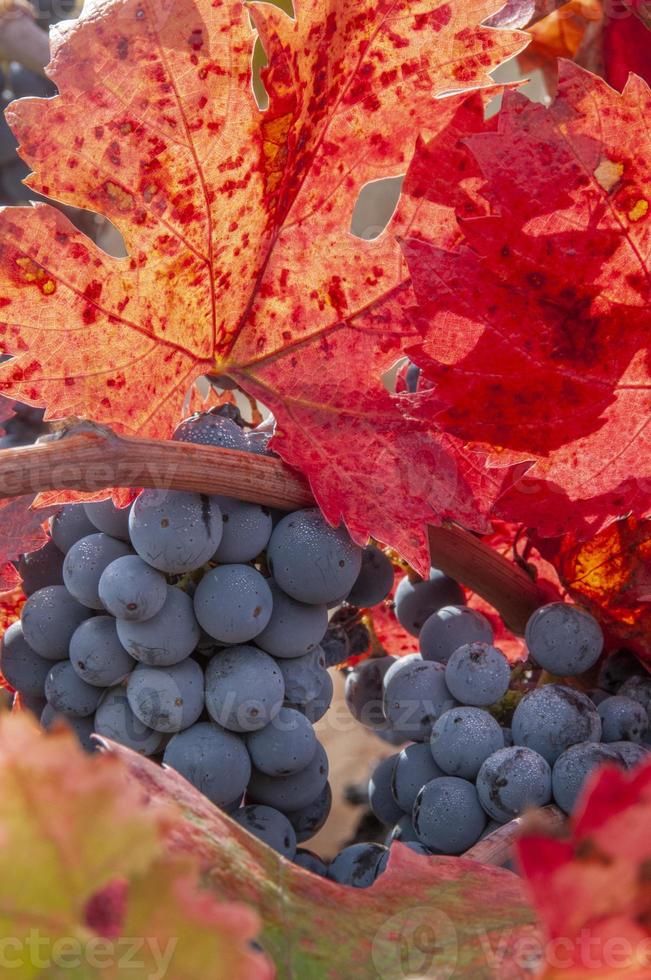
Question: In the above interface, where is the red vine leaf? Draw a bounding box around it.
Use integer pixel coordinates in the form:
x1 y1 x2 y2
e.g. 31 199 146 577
0 713 271 978
403 62 651 540
604 1 651 91
0 0 526 572
517 757 651 978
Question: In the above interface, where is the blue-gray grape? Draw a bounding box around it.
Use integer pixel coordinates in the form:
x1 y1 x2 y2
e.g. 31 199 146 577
40 705 96 752
328 843 389 888
0 621 51 696
275 647 326 706
387 814 420 845
254 580 327 659
610 741 649 768
246 707 317 776
294 848 328 876
21 585 93 659
382 657 456 741
419 606 493 664
618 676 651 726
69 616 134 687
98 555 167 622
49 505 96 553
83 499 132 541
129 490 223 574
444 642 510 707
551 741 622 813
413 777 486 853
164 721 252 806
63 533 132 610
194 564 273 644
127 659 204 733
205 645 284 732
297 669 333 724
232 804 297 859
116 586 200 666
525 603 603 676
476 747 552 822
430 707 504 780
598 695 648 743
94 686 166 756
45 661 102 718
15 540 64 595
212 497 273 563
345 656 396 730
173 412 249 450
369 754 403 824
511 684 602 764
267 508 362 605
394 569 465 637
347 545 394 608
285 782 332 843
391 743 444 813
598 650 645 694
247 740 329 811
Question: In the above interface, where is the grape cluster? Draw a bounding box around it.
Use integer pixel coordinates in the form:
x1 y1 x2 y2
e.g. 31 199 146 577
338 590 650 887
1 411 399 870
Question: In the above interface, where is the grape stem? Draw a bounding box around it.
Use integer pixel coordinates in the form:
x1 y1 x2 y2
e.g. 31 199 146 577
0 423 544 630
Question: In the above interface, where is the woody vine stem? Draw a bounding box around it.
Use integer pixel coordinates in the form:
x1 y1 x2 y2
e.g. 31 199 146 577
0 423 544 632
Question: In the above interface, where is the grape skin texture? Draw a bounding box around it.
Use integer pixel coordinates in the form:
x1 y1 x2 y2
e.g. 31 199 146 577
129 490 223 574
552 741 622 813
69 616 135 687
394 569 465 637
45 661 102 718
247 741 329 811
163 721 252 806
15 540 64 595
525 603 603 676
275 647 326 706
598 695 648 743
83 499 132 541
41 705 96 752
476 747 552 823
430 707 505 780
49 505 97 553
321 624 351 668
285 782 332 843
116 586 200 667
344 655 396 730
205 645 284 733
391 744 444 813
346 545 394 608
610 741 649 768
444 642 511 707
127 659 205 733
619 676 651 725
413 777 486 853
63 533 133 610
0 621 51 697
98 555 167 622
212 497 273 563
419 606 493 663
267 508 362 605
368 754 403 825
233 804 297 859
21 585 93 659
511 684 602 764
94 686 166 757
387 814 420 845
246 707 317 776
254 580 327 659
328 843 389 888
295 669 333 724
294 849 328 876
193 564 273 644
173 412 249 451
382 658 457 742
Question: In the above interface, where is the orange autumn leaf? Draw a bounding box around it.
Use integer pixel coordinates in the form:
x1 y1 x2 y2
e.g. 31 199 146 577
527 0 602 59
0 0 526 573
